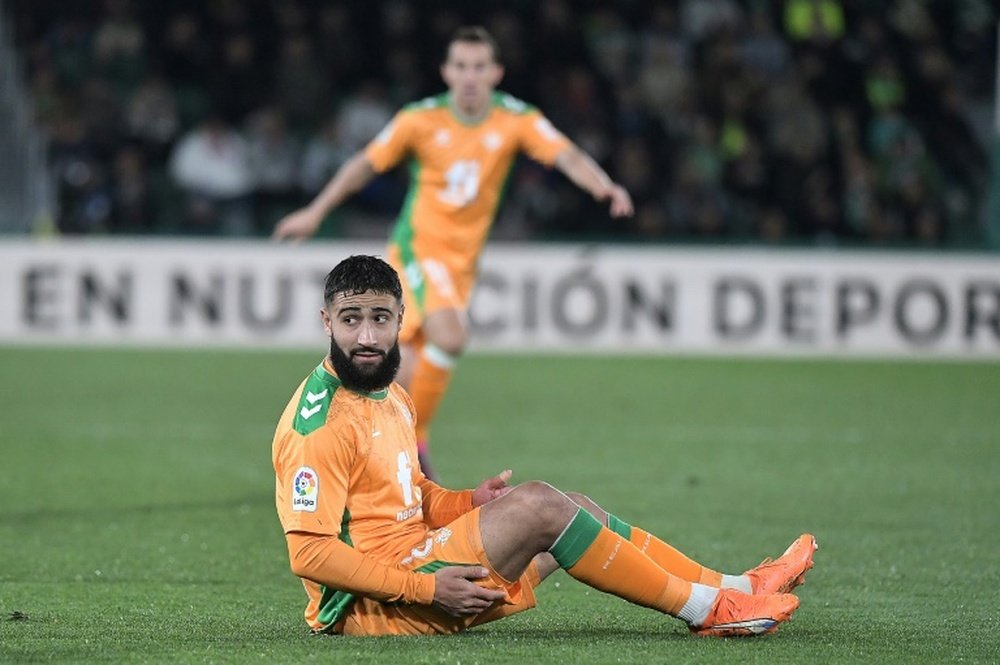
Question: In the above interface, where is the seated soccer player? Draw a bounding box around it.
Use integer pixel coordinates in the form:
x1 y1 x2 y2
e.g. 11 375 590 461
272 255 818 636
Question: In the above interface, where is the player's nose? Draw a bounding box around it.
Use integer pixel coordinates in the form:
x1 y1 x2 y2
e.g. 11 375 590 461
357 322 377 345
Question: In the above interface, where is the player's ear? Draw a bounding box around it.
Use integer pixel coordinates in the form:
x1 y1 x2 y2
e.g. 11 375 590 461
397 303 405 331
490 64 505 87
320 307 333 337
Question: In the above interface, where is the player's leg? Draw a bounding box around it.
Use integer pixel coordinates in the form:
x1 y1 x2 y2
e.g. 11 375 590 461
340 509 541 635
402 254 474 481
479 482 799 635
565 491 816 595
409 306 467 480
386 248 465 481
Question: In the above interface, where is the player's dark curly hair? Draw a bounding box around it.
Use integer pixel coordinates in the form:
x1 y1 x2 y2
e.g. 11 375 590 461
324 255 402 305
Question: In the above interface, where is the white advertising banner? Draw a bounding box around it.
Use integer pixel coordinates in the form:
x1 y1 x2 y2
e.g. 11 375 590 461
0 239 997 358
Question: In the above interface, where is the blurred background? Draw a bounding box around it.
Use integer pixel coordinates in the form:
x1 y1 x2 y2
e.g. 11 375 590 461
1 0 997 248
2 7 998 661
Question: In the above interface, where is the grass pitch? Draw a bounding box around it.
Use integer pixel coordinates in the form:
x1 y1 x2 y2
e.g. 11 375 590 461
0 348 997 664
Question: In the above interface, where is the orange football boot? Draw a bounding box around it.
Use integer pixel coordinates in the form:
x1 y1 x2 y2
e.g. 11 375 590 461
691 589 799 637
746 534 817 595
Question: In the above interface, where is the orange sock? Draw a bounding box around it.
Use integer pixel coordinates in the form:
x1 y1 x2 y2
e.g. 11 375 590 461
551 509 692 616
608 515 723 586
408 344 456 444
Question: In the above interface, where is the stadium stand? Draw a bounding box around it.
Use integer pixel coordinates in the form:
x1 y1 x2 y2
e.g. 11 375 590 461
6 0 997 246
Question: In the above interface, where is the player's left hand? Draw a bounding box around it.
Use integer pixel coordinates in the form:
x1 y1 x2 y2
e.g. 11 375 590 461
607 184 634 218
472 469 513 507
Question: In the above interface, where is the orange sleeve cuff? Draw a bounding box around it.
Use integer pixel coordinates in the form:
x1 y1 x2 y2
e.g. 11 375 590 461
420 484 474 529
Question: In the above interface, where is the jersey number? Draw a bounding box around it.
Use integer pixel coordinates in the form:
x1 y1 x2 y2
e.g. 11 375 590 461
438 160 481 207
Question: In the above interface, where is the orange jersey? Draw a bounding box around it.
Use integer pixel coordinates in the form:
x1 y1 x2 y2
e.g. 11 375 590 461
365 92 572 265
272 359 473 630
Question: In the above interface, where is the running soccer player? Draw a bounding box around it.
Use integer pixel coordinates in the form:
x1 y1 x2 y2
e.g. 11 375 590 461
272 255 817 636
272 26 635 480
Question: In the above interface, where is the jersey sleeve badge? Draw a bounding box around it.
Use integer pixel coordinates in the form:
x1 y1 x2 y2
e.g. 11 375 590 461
292 466 319 512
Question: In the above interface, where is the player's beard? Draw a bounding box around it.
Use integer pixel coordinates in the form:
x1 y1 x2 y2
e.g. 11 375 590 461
329 340 401 393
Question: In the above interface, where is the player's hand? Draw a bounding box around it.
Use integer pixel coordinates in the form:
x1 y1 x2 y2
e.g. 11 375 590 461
606 183 634 218
432 566 506 617
272 207 323 243
472 469 513 507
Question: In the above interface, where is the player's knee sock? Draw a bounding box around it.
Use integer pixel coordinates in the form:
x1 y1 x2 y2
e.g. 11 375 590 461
550 508 712 618
607 514 747 590
409 344 457 445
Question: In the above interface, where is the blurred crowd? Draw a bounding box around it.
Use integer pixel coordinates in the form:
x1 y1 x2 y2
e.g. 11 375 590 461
11 0 998 245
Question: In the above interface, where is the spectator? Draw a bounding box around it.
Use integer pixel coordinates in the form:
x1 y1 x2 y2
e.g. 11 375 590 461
91 0 145 91
337 80 393 153
638 39 691 127
78 73 122 154
314 4 364 87
168 113 253 235
158 12 209 87
740 10 791 80
11 1 995 244
48 113 112 235
273 32 331 130
784 0 846 46
300 114 352 197
125 71 180 161
246 107 301 233
209 32 264 125
109 144 150 233
584 7 634 85
681 0 743 42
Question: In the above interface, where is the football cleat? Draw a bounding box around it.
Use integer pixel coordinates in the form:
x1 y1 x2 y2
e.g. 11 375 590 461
691 589 799 637
746 534 817 595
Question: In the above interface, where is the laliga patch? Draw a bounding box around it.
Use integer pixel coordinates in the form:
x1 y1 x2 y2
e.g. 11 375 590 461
291 466 319 512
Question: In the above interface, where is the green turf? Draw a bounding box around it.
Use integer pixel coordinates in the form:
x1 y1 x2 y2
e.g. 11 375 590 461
1 348 997 664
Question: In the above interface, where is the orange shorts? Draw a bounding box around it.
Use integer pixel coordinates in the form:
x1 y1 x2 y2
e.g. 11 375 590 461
386 245 476 346
336 508 540 636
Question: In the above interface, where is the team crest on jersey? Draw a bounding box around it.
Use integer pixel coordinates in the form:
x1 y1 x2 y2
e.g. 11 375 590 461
291 466 319 512
482 131 502 151
434 129 451 146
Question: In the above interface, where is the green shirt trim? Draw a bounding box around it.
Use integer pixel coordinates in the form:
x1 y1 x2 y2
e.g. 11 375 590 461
315 509 356 631
292 365 341 435
390 161 427 313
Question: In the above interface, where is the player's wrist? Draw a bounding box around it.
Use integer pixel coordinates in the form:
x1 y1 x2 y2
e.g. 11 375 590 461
414 569 437 605
593 184 613 200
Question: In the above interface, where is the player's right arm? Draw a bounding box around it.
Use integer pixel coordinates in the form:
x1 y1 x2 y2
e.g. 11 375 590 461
272 152 377 242
554 146 634 218
272 110 416 243
286 531 436 604
289 534 503 613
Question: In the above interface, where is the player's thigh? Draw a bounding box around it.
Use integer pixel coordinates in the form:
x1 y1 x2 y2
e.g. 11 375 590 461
341 509 538 636
386 247 474 349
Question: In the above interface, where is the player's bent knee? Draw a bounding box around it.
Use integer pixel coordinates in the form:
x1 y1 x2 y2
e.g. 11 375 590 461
505 481 577 535
424 311 469 357
563 492 607 524
433 333 467 357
